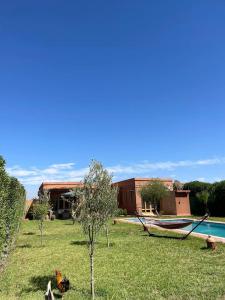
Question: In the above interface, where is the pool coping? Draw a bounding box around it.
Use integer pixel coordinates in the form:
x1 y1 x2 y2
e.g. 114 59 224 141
114 217 225 243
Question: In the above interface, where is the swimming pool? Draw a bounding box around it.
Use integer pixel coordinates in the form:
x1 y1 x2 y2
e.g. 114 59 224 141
126 218 225 238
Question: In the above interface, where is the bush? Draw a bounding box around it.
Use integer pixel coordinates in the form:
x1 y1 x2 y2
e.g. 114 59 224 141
0 156 25 262
115 208 127 216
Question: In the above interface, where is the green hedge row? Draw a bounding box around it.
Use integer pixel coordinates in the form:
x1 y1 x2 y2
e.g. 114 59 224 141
183 180 225 217
0 156 26 263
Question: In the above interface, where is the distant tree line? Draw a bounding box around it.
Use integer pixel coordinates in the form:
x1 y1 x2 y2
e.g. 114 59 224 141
183 180 225 216
0 155 26 265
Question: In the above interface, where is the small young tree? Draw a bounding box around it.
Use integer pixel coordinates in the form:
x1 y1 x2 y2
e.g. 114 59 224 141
140 180 169 215
63 188 84 224
79 160 118 300
196 190 210 214
33 191 50 246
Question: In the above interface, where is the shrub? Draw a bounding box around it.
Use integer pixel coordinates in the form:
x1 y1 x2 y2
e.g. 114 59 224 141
115 208 127 216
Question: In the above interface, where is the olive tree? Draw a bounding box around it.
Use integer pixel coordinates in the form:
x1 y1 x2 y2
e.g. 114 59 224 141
140 180 169 215
62 189 84 224
78 160 118 300
33 191 50 246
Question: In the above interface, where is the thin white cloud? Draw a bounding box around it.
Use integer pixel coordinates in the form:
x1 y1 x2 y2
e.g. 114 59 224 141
6 157 225 189
107 157 225 174
50 163 75 169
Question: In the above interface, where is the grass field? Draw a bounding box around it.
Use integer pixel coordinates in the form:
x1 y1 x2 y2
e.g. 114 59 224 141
1 219 225 299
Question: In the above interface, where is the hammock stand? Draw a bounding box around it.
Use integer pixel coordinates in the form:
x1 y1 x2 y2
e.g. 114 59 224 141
136 213 209 240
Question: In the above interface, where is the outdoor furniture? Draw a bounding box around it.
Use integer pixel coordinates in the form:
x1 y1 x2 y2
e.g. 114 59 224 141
136 213 209 240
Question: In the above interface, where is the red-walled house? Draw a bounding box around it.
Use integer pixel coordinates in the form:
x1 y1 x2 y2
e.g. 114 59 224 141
38 178 191 218
114 178 191 216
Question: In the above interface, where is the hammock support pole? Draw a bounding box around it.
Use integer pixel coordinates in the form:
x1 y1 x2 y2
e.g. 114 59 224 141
135 212 209 240
181 214 209 240
136 214 151 237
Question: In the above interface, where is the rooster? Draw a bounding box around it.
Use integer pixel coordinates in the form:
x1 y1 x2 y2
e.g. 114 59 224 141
55 270 70 295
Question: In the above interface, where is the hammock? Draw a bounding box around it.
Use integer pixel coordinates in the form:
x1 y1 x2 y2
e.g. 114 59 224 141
136 213 209 240
150 219 193 229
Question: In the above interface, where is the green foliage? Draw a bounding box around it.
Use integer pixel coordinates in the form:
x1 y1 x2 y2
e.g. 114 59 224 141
210 181 225 216
115 208 127 216
78 160 118 299
0 155 26 262
196 190 209 213
79 160 118 236
32 201 49 221
140 180 169 215
183 181 212 215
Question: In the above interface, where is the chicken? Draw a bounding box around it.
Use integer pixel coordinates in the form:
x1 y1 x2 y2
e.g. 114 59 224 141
55 270 70 294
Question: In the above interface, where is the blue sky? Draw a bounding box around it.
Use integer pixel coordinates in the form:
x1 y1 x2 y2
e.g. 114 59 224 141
1 1 225 198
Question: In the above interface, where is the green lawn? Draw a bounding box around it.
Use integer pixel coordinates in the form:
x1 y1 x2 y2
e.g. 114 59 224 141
1 220 225 299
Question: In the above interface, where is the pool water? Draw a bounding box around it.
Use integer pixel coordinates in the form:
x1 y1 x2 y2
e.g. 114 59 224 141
126 218 225 238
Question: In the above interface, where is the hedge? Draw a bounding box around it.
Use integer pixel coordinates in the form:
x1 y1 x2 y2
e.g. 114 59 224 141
184 180 225 217
0 156 26 266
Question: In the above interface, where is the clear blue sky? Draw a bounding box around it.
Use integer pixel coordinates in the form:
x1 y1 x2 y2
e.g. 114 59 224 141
1 1 225 198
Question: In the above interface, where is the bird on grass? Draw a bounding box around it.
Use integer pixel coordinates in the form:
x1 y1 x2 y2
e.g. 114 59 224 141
55 270 70 296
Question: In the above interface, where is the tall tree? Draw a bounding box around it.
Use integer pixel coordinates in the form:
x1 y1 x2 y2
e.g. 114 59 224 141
183 181 212 215
196 190 210 214
140 180 169 215
79 160 118 299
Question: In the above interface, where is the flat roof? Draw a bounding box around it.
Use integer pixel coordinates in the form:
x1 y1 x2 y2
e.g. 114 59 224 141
40 182 83 190
114 177 173 184
39 178 174 190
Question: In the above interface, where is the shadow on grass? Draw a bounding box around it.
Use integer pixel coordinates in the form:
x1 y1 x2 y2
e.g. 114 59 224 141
19 274 107 299
23 232 35 235
17 243 32 248
142 233 182 240
70 241 87 246
200 246 212 250
19 275 55 295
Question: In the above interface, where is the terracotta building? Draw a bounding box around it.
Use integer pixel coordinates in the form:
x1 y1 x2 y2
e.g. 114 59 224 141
38 178 191 218
114 178 191 216
39 182 83 219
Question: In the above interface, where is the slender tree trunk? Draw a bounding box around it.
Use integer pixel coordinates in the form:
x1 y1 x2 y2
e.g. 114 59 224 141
155 203 160 216
39 221 43 246
88 225 95 300
90 248 95 300
105 225 109 248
